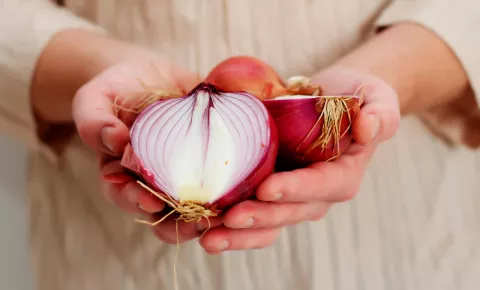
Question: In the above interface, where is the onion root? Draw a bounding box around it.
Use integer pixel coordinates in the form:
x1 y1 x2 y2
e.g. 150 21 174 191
113 79 185 116
134 180 216 290
303 96 355 160
135 180 218 226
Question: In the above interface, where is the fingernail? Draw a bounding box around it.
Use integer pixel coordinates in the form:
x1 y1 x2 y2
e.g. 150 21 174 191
271 192 283 201
368 114 380 141
241 217 254 228
101 127 115 153
215 240 229 251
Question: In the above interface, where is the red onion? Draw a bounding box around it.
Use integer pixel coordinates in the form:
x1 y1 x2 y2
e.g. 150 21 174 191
204 56 363 169
204 55 288 100
263 90 361 170
121 82 278 217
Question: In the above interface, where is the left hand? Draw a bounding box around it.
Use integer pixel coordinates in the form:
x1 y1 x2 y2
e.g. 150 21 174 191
199 66 401 254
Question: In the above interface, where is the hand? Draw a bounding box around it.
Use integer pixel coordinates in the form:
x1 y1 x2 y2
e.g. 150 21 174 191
198 66 401 254
72 58 224 243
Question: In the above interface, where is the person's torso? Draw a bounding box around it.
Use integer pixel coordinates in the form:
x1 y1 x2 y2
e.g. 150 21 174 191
64 0 388 76
29 1 480 290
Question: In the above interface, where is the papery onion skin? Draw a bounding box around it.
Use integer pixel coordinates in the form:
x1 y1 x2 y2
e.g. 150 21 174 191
205 55 288 100
120 82 279 212
264 96 361 170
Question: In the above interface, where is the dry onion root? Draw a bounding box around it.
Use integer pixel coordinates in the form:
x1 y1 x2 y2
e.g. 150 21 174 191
113 80 186 117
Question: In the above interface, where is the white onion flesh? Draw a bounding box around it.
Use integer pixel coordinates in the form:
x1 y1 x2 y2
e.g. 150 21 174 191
129 84 272 204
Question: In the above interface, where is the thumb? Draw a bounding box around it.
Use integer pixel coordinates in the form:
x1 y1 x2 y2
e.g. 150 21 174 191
310 67 400 146
72 83 130 156
351 83 400 145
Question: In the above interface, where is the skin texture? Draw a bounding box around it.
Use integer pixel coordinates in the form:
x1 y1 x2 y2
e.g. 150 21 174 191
32 23 475 253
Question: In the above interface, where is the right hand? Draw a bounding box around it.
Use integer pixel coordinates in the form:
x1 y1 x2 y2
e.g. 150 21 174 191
72 57 223 244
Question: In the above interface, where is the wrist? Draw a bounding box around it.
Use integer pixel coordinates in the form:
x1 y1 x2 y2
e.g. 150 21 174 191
32 28 157 122
330 23 473 115
330 25 418 114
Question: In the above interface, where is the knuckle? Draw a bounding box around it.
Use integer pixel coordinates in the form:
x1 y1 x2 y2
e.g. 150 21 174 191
341 185 360 201
270 208 290 226
251 235 279 250
387 106 401 126
75 120 98 147
308 209 327 221
238 199 259 211
251 242 272 250
306 203 329 221
379 105 401 141
275 170 301 199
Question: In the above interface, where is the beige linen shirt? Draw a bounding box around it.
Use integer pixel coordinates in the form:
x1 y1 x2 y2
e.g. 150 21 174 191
1 1 480 290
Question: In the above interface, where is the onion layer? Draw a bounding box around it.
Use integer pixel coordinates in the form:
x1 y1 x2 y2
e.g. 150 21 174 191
121 82 278 218
264 91 361 170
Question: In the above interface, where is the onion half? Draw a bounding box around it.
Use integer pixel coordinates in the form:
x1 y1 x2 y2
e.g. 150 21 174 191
264 86 361 170
121 82 278 219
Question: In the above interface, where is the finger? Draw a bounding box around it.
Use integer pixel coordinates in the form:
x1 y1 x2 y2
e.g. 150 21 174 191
256 145 375 203
100 158 165 213
141 59 202 94
102 179 162 214
102 180 143 213
100 157 132 183
106 180 165 213
151 215 223 244
72 81 130 156
199 226 281 253
351 83 400 145
311 67 400 145
223 200 330 229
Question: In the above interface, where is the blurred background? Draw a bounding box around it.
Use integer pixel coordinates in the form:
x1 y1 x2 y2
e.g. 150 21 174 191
0 134 34 290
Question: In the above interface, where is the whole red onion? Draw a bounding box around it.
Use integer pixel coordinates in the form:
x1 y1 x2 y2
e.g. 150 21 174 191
204 55 289 100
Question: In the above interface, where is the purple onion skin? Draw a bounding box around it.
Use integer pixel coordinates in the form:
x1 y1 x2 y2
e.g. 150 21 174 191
264 96 360 171
122 143 157 186
121 83 279 212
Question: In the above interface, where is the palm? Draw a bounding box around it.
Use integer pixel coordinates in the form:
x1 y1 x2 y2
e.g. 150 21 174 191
292 66 401 200
195 67 401 253
73 59 211 241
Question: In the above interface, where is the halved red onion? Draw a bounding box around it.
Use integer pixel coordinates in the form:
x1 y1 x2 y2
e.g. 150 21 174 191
263 93 361 170
121 83 278 212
